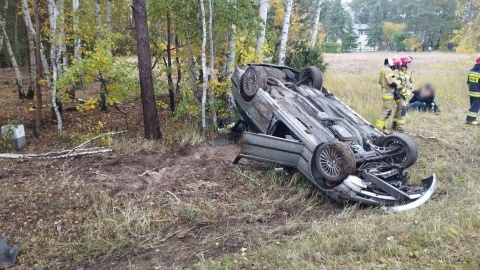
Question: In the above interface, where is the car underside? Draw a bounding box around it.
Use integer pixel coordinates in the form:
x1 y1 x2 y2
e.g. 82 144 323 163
230 63 436 212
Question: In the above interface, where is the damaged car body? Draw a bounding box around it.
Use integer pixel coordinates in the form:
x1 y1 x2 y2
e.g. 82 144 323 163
230 63 436 212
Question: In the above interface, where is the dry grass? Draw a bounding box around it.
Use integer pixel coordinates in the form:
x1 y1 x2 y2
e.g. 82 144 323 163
2 52 480 269
193 52 480 269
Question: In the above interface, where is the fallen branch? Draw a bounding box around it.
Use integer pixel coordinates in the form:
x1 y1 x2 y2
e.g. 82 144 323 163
68 130 127 153
138 168 157 177
0 148 112 159
0 131 127 160
165 190 181 202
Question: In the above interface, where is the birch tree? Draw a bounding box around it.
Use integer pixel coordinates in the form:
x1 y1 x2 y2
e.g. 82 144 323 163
2 28 24 98
132 0 162 139
47 0 63 132
0 0 5 50
1 0 24 98
310 0 324 48
106 0 112 33
255 0 268 58
224 0 236 79
33 0 42 136
95 0 103 39
58 0 67 68
208 0 217 128
278 0 293 65
73 0 81 60
200 0 208 130
21 0 36 96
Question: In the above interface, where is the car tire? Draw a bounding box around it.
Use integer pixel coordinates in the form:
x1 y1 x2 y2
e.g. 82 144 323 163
299 66 323 89
315 140 356 183
379 133 418 168
240 66 267 101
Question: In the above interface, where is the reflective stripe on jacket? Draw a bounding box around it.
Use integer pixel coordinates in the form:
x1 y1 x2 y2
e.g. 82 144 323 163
379 67 399 97
468 64 480 97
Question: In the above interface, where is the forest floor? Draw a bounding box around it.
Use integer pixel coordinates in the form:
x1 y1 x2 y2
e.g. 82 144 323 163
1 52 480 269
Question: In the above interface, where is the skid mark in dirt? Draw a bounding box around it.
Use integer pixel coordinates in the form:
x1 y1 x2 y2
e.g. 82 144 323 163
71 143 241 196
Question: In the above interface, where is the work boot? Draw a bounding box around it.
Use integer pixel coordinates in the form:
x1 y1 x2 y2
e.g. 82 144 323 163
395 126 405 132
381 128 392 135
466 120 480 125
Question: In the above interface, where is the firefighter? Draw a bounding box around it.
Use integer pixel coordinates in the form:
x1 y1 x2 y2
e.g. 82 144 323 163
466 55 480 125
375 58 403 135
391 56 413 132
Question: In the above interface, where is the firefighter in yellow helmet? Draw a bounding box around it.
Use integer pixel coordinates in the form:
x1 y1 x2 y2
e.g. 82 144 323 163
391 56 413 132
375 58 402 135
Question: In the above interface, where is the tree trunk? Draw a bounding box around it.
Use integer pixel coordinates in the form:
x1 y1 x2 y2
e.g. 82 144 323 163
0 0 5 50
278 0 293 66
224 0 236 79
310 0 324 48
1 0 23 98
174 35 182 93
208 0 217 128
34 0 42 136
2 28 24 98
185 29 199 98
256 0 268 58
58 0 67 69
132 0 162 140
200 0 208 130
21 0 36 97
95 0 103 39
106 0 112 33
47 0 63 132
166 11 175 114
73 0 81 60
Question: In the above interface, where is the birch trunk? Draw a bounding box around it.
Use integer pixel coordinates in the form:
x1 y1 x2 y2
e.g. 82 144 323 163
34 0 42 136
200 0 208 130
256 0 268 58
47 0 63 132
278 0 293 66
310 0 324 48
2 27 24 98
106 0 112 33
95 0 103 39
208 0 217 128
21 0 36 95
58 0 67 69
73 0 81 60
1 0 24 98
0 0 6 50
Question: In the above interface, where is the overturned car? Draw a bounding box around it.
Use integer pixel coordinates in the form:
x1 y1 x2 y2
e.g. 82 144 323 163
230 63 436 212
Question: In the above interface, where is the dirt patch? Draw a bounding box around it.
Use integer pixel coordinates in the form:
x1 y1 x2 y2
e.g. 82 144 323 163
72 143 241 196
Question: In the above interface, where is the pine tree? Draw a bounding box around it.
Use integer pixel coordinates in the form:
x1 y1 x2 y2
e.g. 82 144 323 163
326 0 345 43
341 13 357 51
367 3 383 50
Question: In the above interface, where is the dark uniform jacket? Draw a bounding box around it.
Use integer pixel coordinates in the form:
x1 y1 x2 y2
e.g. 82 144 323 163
468 64 480 97
409 90 435 105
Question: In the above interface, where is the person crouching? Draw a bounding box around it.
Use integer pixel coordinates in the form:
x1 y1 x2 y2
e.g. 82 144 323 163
409 84 439 112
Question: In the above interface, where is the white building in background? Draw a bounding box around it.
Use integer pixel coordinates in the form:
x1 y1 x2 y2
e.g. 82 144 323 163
344 6 376 52
353 24 376 52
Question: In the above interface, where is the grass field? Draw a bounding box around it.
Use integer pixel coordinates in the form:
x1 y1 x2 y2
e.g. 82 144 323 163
1 52 480 269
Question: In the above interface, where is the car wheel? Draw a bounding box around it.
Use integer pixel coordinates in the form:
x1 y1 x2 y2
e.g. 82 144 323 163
315 141 356 183
240 66 267 101
298 66 323 89
379 133 418 168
